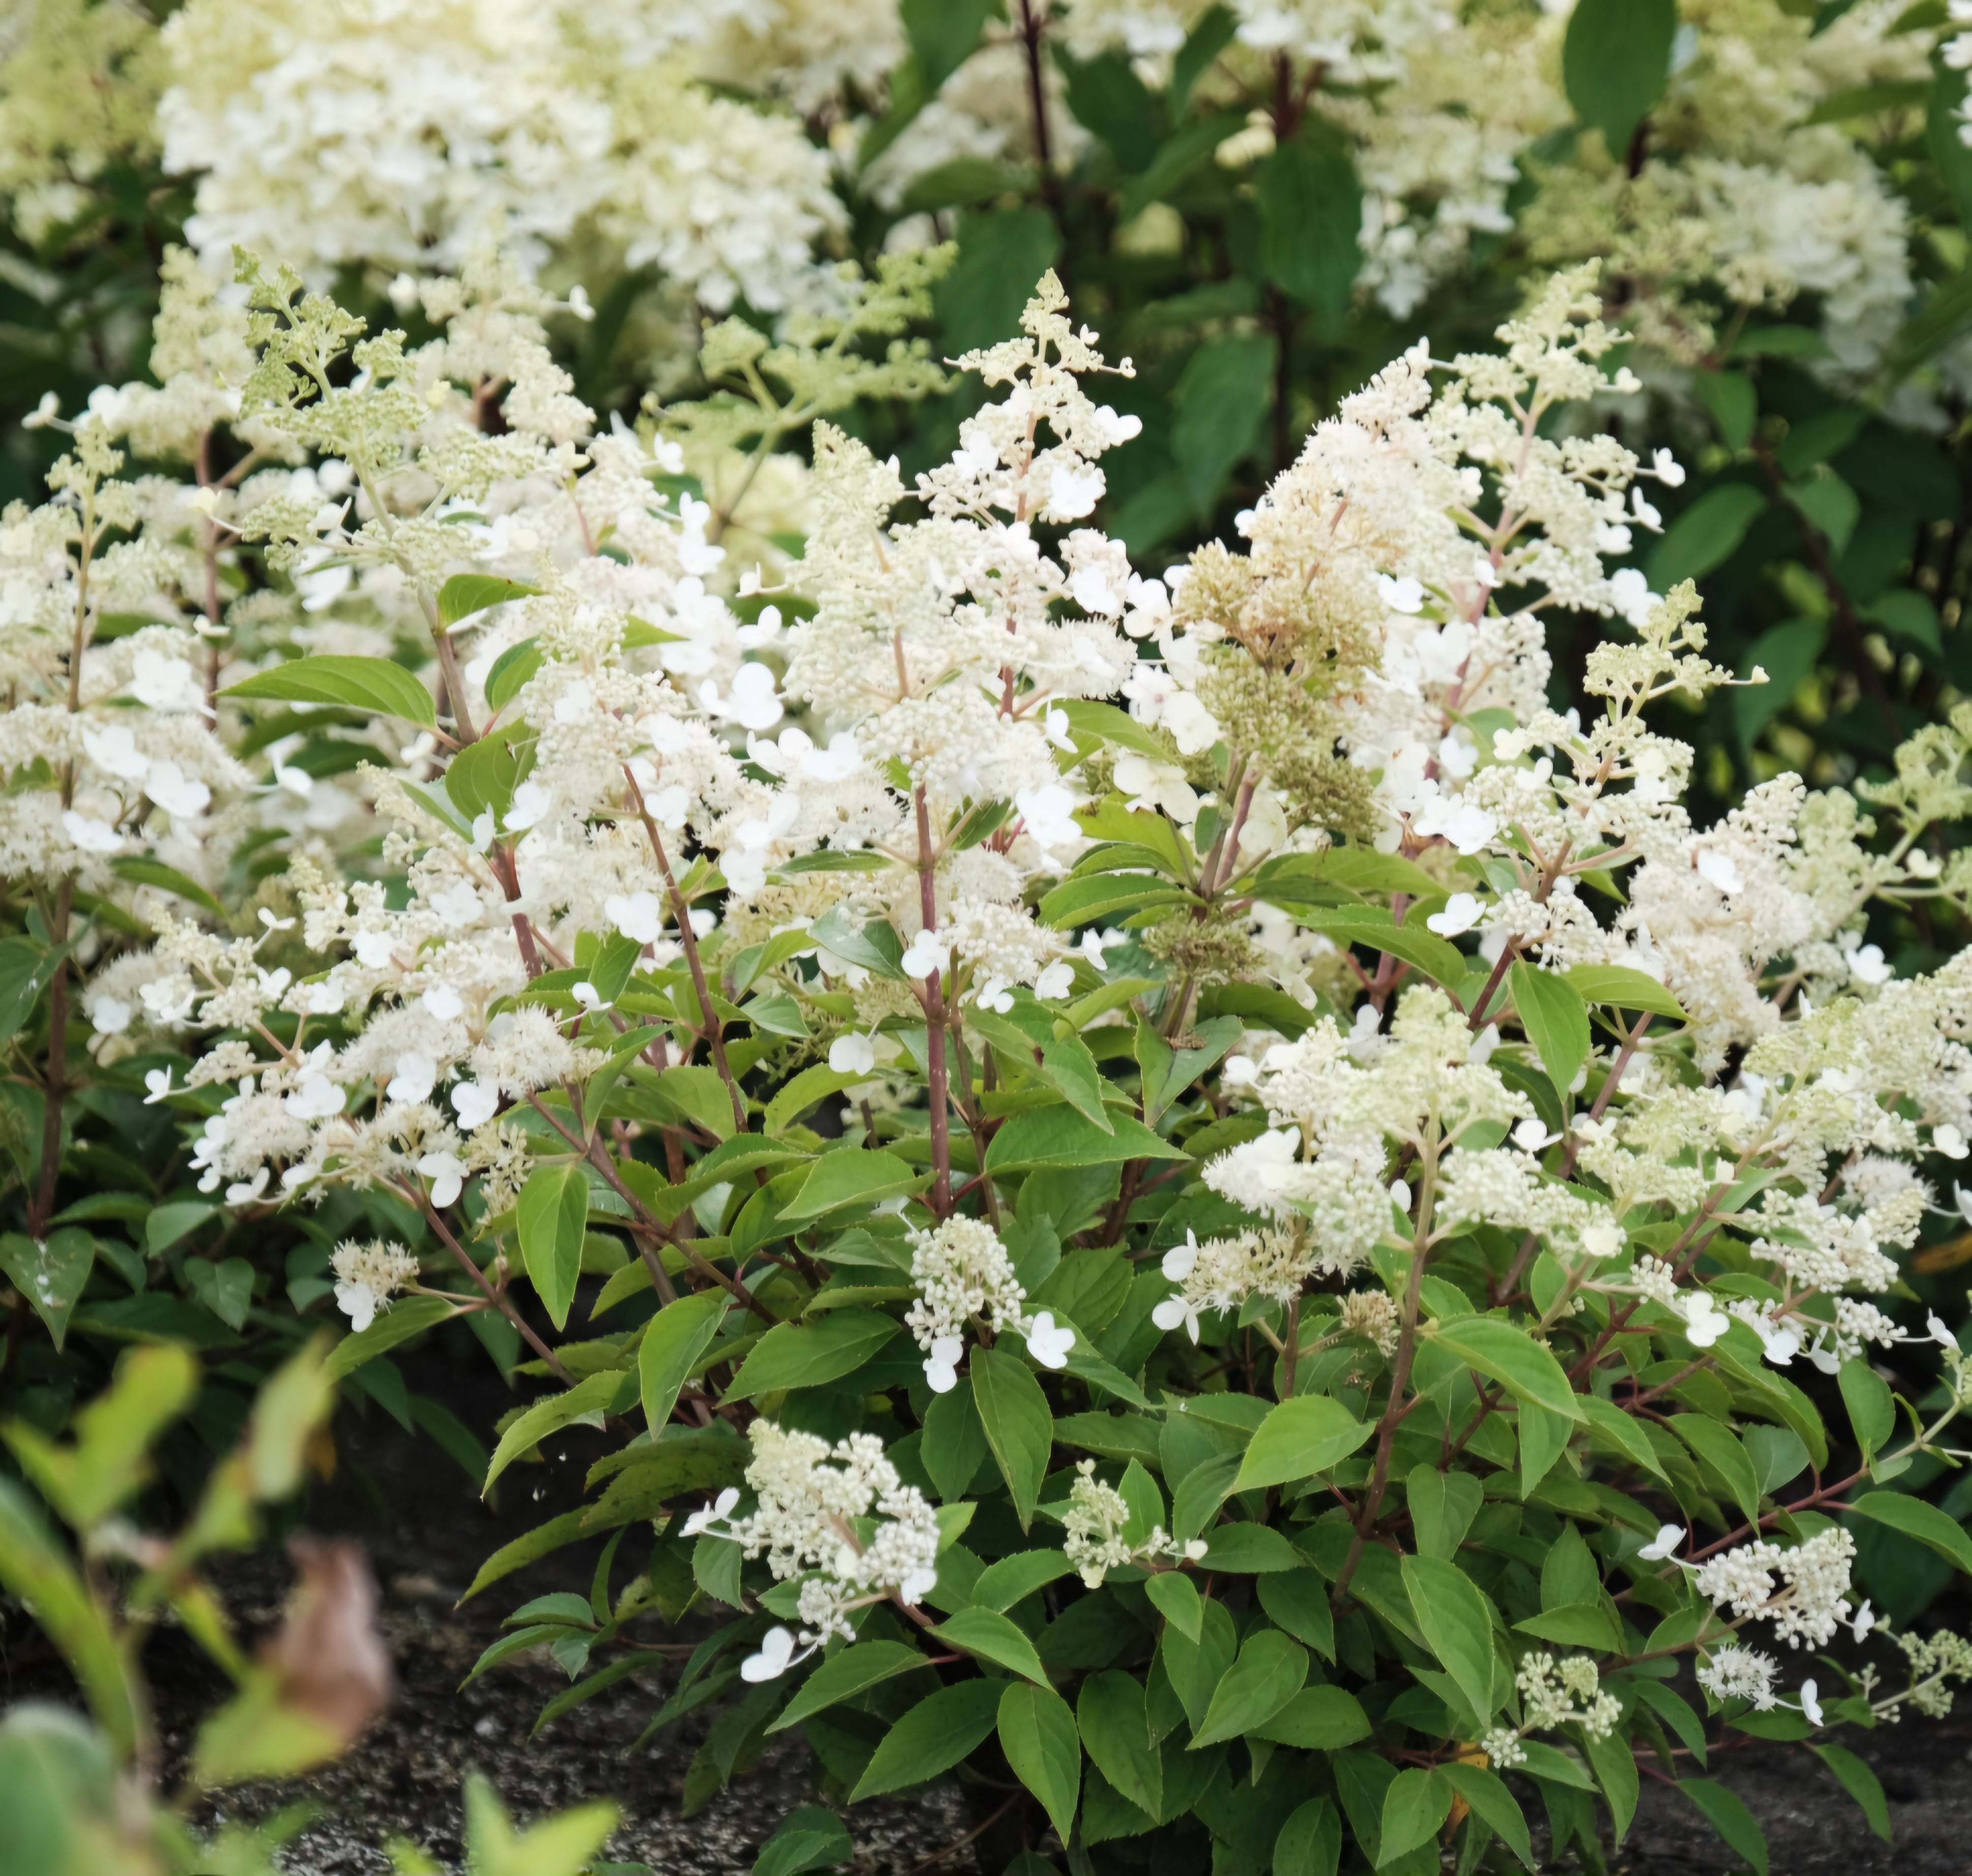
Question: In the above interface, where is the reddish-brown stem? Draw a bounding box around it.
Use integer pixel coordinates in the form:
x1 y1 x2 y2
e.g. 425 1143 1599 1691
914 785 953 1217
419 1197 577 1387
623 765 747 1133
1334 1144 1438 1601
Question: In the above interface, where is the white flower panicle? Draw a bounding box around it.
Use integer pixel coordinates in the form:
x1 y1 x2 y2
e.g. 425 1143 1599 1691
1697 1643 1783 1712
682 1420 941 1672
329 1238 420 1333
904 1215 1070 1390
1692 1529 1858 1650
1060 1458 1205 1589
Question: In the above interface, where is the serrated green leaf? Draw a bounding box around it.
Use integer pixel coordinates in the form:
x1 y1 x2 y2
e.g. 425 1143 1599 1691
223 654 436 726
998 1680 1080 1846
437 573 540 629
1233 1396 1371 1492
849 1679 1002 1801
517 1164 589 1332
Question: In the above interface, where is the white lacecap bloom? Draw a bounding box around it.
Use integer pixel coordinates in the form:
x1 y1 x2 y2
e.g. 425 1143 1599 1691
63 811 124 855
742 1626 798 1682
1934 1125 1968 1161
829 1033 877 1076
900 931 948 980
1426 892 1482 937
387 1053 436 1106
1638 1523 1685 1562
452 1082 500 1130
682 1487 741 1538
1026 1311 1074 1370
1682 1291 1729 1348
1033 962 1075 1001
419 1151 467 1208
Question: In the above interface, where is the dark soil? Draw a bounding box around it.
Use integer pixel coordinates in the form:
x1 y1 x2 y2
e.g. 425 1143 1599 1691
1616 1714 1972 1874
172 1354 978 1876
11 1354 1972 1873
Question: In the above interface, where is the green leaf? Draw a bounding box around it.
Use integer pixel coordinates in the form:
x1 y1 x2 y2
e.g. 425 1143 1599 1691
639 1290 729 1434
1669 1415 1762 1527
1233 1396 1371 1492
1583 1722 1640 1845
223 653 436 727
517 1164 589 1332
1256 134 1362 327
780 1150 920 1222
1256 1568 1335 1659
934 208 1063 356
1190 1629 1308 1748
1678 1777 1768 1876
998 1681 1081 1845
932 1606 1050 1684
849 1678 1002 1801
1839 1359 1895 1466
1299 913 1466 990
1198 1524 1303 1573
972 1345 1054 1530
972 1548 1074 1611
751 1804 852 1876
483 637 542 711
1405 1465 1484 1559
764 1064 868 1136
1040 1033 1115 1135
724 1308 900 1400
1561 965 1689 1024
0 1478 142 1753
1888 260 1972 381
921 1382 989 1502
1377 1767 1452 1867
1788 466 1859 555
0 1231 93 1352
1272 1796 1342 1876
1578 1394 1670 1482
461 1509 592 1601
324 1294 458 1378
1648 484 1766 588
1424 1316 1583 1422
108 858 225 919
901 0 993 88
145 1199 215 1256
483 1370 632 1491
1848 1490 1972 1575
768 1640 932 1733
1252 1684 1370 1750
1171 333 1276 516
437 573 540 629
1077 1670 1162 1819
1810 1742 1891 1842
984 1106 1189 1175
1513 1603 1620 1652
462 1772 616 1876
1401 1555 1500 1726
1440 1764 1533 1869
1511 961 1590 1100
1144 1570 1203 1642
1562 0 1677 157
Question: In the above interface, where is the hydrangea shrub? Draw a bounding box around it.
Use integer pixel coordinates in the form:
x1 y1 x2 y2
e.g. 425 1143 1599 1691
11 239 1972 1874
